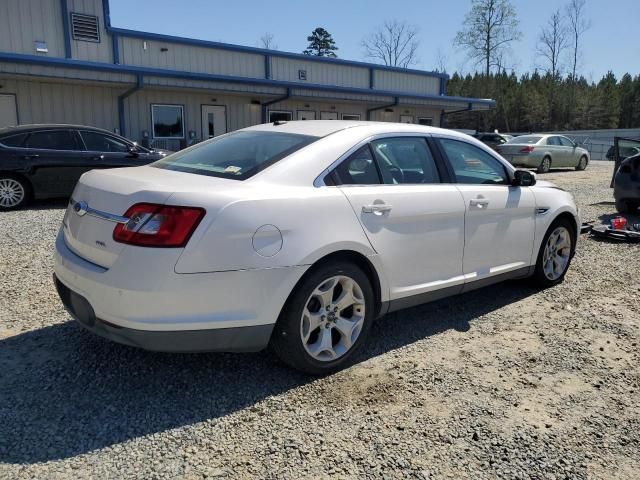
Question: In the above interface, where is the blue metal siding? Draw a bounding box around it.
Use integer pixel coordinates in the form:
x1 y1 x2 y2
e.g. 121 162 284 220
373 70 440 96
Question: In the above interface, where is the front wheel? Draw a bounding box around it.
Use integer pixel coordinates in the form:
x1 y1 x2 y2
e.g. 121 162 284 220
270 261 375 375
531 219 576 288
576 156 588 171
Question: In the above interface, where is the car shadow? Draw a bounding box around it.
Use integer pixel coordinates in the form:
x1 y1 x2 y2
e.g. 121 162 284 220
0 281 537 464
23 198 68 211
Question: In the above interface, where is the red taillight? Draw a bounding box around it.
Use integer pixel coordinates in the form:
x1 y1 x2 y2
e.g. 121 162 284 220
113 203 205 247
519 146 535 153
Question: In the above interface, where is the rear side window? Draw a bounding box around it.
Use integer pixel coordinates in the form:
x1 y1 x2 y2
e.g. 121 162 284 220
0 133 28 147
152 130 317 180
81 131 130 153
333 146 381 185
25 130 81 150
371 137 440 184
438 138 509 185
546 136 561 146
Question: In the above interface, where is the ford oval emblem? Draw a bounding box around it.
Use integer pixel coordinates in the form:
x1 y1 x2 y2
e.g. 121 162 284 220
74 201 88 217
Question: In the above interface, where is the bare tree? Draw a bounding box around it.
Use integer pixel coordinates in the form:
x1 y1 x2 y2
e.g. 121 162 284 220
566 0 590 80
362 20 420 68
434 47 448 73
536 9 569 77
453 0 522 76
258 32 277 50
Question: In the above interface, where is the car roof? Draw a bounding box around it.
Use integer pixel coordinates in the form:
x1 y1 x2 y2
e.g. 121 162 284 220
0 124 119 137
243 120 460 139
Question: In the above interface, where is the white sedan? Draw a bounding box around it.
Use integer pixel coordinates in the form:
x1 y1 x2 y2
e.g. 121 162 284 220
54 121 579 374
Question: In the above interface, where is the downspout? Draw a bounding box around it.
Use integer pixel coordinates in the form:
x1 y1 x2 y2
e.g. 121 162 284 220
60 0 72 59
118 74 143 137
366 97 399 121
440 102 473 128
261 88 291 123
102 0 120 64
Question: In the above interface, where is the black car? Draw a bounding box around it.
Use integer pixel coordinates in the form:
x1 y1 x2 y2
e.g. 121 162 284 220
0 124 168 210
473 132 513 150
606 145 640 162
614 152 640 214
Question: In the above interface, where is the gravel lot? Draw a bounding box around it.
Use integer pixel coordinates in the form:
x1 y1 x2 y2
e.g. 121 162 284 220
1 161 638 479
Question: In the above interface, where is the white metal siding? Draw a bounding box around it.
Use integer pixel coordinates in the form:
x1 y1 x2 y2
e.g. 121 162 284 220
271 57 369 88
0 0 66 57
119 37 265 78
374 70 440 96
0 77 119 130
68 0 114 62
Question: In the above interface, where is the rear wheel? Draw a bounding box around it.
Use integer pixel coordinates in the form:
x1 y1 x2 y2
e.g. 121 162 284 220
270 261 374 375
576 155 588 171
537 156 552 174
0 175 30 210
532 218 576 287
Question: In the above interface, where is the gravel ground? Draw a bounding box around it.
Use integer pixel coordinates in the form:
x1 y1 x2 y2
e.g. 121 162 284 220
1 161 638 479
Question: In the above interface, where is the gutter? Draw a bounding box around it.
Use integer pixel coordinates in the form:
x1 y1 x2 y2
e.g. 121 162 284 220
261 88 292 123
118 74 143 136
366 97 399 121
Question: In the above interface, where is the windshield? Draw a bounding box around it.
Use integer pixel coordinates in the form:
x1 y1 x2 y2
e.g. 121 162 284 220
151 131 318 180
507 135 542 144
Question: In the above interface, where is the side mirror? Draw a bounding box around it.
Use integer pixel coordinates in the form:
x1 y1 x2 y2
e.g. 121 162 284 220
512 169 536 187
128 145 139 156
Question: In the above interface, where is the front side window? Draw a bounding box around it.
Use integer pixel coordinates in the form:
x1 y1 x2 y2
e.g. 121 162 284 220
81 131 130 153
332 146 381 185
152 130 317 180
438 138 509 185
371 137 440 184
152 104 184 139
25 130 80 151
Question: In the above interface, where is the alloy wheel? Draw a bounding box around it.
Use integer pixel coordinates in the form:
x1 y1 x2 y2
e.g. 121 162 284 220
541 157 551 173
300 275 366 362
542 226 571 281
0 178 25 208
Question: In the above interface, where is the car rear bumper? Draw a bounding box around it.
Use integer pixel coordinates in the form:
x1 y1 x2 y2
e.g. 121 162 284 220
53 229 308 352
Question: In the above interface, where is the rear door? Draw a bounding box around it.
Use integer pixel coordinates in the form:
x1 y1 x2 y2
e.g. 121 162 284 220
436 137 536 287
22 129 86 197
333 135 467 305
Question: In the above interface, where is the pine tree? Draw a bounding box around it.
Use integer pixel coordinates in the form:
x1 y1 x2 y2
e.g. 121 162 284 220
303 28 338 57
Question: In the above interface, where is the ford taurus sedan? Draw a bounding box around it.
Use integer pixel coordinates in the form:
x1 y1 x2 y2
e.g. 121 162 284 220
496 134 589 173
53 121 580 374
0 124 168 210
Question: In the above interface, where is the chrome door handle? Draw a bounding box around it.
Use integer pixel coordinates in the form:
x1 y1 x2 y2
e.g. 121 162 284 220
469 199 489 208
362 204 392 214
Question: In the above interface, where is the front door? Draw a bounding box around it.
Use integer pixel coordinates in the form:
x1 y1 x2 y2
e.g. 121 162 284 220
436 137 536 284
0 94 17 128
201 105 227 140
335 137 467 305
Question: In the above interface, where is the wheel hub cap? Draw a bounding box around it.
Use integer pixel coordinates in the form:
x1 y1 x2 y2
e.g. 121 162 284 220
300 275 366 362
0 179 24 207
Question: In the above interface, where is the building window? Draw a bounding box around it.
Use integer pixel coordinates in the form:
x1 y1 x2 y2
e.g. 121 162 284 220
152 104 184 139
70 13 100 42
418 117 433 126
269 110 292 122
341 114 361 120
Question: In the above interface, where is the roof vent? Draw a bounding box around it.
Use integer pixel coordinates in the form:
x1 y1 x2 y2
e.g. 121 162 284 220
70 13 100 42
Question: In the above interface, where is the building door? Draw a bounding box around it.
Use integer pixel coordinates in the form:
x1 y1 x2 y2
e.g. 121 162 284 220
201 105 227 140
399 115 413 124
297 110 316 120
0 94 18 128
320 111 338 120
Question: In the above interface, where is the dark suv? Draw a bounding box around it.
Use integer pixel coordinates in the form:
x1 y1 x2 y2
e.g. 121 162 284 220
614 153 640 214
473 132 513 150
0 124 168 210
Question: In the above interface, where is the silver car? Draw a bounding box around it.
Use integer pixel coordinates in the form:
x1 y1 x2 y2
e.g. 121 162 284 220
496 134 590 173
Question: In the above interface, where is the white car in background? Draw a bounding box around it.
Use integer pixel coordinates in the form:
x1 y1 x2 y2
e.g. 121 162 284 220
54 121 580 374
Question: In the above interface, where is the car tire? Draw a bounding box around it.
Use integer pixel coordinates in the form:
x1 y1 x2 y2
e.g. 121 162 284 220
270 261 375 375
575 156 588 171
531 218 576 288
0 174 30 210
615 199 634 214
537 156 552 174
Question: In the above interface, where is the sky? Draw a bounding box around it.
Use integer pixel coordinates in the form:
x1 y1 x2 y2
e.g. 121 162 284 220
110 0 640 81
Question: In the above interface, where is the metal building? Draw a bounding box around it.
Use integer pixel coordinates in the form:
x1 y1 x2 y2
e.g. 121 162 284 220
0 0 495 150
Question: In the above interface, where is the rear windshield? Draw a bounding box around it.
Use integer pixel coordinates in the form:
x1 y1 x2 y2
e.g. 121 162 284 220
151 131 317 180
507 135 542 144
